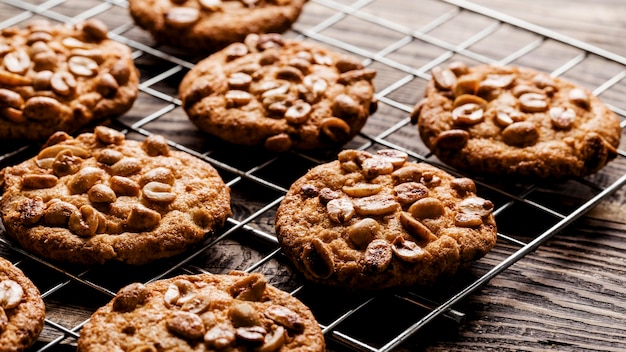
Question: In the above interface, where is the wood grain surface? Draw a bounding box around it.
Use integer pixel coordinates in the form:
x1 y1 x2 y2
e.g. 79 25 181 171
0 0 625 351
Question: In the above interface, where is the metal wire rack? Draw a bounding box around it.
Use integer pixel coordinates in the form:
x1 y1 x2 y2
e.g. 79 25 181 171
0 0 625 351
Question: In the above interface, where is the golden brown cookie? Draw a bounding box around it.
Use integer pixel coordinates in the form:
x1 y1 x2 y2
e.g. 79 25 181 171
179 33 377 152
128 0 308 53
275 149 497 290
412 62 621 180
76 271 325 352
0 257 46 352
0 126 231 265
0 19 139 141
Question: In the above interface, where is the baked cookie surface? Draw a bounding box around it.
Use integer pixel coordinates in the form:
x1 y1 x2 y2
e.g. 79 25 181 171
0 126 231 265
412 62 621 180
77 271 325 352
129 0 308 53
0 19 139 141
0 257 46 352
179 33 377 152
275 149 497 290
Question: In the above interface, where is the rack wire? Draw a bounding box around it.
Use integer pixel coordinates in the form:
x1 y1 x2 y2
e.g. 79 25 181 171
0 0 625 351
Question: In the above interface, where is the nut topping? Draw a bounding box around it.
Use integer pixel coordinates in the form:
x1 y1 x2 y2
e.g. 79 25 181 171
69 166 105 194
394 182 429 205
319 117 351 143
363 239 392 273
452 103 484 125
326 198 355 223
342 183 382 197
95 126 125 145
568 88 589 109
431 66 456 90
44 200 77 226
352 194 399 216
166 311 205 340
549 106 576 130
165 7 200 28
88 184 117 203
347 218 379 248
399 212 438 241
68 56 99 76
519 92 548 112
0 280 23 309
22 174 58 189
302 238 334 279
228 273 266 301
501 121 539 147
142 182 176 203
264 305 305 332
204 324 236 349
126 205 161 232
112 283 149 312
391 236 426 262
68 205 99 237
408 197 445 219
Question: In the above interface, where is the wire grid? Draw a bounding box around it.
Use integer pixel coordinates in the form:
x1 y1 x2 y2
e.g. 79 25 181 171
0 0 625 351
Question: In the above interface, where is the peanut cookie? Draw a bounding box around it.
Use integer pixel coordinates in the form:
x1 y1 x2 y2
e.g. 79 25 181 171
77 271 325 352
128 0 307 53
412 62 621 179
0 257 46 352
275 149 497 290
0 19 139 141
0 126 231 265
179 33 377 152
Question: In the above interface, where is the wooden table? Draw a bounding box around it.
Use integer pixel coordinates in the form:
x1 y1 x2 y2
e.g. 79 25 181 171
0 1 624 351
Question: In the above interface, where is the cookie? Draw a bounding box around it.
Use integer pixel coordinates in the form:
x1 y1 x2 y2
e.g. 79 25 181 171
412 62 621 180
0 19 139 141
77 271 325 352
275 149 497 290
0 257 46 352
128 0 308 53
0 126 232 265
179 33 377 152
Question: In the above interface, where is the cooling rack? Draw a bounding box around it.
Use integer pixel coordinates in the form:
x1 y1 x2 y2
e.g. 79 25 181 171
0 0 625 351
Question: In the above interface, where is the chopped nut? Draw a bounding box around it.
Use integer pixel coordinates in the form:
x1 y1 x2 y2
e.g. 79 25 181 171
337 68 376 84
68 167 105 194
50 71 77 96
399 212 437 241
95 126 125 145
391 165 422 184
44 200 77 226
458 197 494 217
342 183 382 197
454 212 483 227
302 238 334 279
3 49 30 74
264 133 292 152
447 61 469 76
69 56 99 77
394 182 429 205
450 178 476 195
110 176 140 196
549 107 576 130
326 198 355 223
225 43 248 61
0 88 24 109
361 156 394 178
332 94 361 118
61 37 89 49
236 326 266 343
38 144 89 160
479 74 514 90
142 182 176 203
95 149 124 165
226 90 253 107
347 218 379 248
111 157 142 176
166 311 205 340
96 72 119 97
0 70 32 86
318 187 340 204
264 305 305 332
408 197 445 219
22 174 58 189
18 198 45 225
434 129 469 150
165 7 200 28
163 279 195 307
363 239 392 273
284 100 311 125
376 149 408 168
88 184 117 203
204 323 236 349
229 302 261 327
452 103 484 125
228 72 252 90
81 18 109 41
276 66 304 81
320 117 350 143
453 74 480 97
112 283 149 312
501 121 539 147
228 273 267 301
568 88 589 109
0 280 23 309
126 205 161 232
391 236 426 262
495 106 523 127
23 96 63 121
142 134 170 156
431 66 456 90
352 194 398 216
257 326 286 352
519 92 548 112
68 205 99 237
199 0 222 11
52 149 83 177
